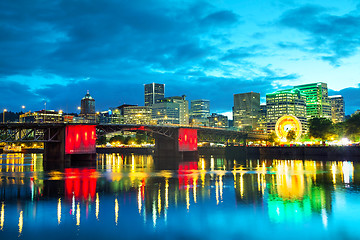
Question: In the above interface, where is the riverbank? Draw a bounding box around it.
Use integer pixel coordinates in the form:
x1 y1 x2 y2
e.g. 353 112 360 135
226 145 360 160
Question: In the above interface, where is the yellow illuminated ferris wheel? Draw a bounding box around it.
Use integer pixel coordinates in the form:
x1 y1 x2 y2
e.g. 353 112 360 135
275 115 302 142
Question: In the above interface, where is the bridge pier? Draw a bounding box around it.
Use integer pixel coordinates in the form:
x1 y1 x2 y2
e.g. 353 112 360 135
44 126 66 160
43 125 96 165
154 128 198 165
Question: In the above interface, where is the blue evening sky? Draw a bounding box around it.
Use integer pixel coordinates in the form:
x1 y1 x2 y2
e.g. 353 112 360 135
1 0 360 116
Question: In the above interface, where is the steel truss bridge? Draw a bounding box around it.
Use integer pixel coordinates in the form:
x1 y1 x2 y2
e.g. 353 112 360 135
0 123 267 144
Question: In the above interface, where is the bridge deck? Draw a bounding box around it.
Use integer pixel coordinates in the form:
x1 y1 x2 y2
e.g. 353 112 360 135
0 123 267 143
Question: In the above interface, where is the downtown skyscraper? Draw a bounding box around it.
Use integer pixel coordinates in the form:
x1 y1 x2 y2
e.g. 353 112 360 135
144 83 165 106
293 82 331 120
233 92 260 130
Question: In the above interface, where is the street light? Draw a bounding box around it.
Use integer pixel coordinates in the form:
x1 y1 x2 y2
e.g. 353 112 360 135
3 109 7 123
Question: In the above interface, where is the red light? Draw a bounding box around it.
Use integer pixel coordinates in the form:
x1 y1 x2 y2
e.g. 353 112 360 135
178 128 197 151
65 125 96 154
65 168 97 201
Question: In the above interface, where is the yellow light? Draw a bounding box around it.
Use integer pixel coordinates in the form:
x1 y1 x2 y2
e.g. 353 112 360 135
165 179 169 209
115 198 118 225
18 210 23 236
157 187 161 215
0 202 4 231
186 184 190 211
138 185 142 214
76 202 80 226
3 109 7 112
275 115 302 142
57 198 61 225
96 193 99 220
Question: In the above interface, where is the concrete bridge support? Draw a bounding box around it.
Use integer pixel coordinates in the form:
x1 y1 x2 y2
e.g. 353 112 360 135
44 126 66 160
154 128 198 166
44 125 97 165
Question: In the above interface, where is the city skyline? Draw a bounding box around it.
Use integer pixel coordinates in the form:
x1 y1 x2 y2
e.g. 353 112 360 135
1 0 360 115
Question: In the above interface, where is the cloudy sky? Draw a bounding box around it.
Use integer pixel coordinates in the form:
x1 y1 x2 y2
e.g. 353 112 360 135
1 0 360 116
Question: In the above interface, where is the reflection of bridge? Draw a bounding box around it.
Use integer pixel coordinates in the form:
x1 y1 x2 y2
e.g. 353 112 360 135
0 123 267 161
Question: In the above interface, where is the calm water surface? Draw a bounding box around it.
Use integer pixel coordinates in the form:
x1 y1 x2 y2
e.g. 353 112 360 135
0 153 359 239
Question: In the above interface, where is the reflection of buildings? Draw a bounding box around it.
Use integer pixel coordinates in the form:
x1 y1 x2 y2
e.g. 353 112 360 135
0 154 358 233
233 159 336 223
0 153 44 201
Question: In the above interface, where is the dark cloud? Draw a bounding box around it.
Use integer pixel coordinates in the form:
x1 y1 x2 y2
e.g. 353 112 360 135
201 10 239 27
329 85 360 115
0 79 43 111
0 0 242 80
278 4 360 65
0 0 301 114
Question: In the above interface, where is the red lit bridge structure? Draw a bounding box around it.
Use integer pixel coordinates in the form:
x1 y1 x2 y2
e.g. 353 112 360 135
0 123 267 161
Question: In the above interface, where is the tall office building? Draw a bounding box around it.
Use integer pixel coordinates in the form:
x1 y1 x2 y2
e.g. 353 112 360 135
190 99 210 119
233 92 260 130
266 88 307 134
152 95 189 125
190 99 210 126
208 113 228 128
293 82 331 120
329 95 345 123
144 83 165 106
80 90 96 122
122 105 151 125
257 104 267 133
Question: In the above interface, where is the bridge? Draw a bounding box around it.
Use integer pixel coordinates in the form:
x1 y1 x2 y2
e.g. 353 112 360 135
0 123 267 161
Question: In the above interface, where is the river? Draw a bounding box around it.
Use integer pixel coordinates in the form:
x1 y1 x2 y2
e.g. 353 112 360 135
0 153 359 239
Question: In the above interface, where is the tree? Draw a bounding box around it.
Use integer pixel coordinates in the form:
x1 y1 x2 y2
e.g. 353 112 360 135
286 130 296 142
308 118 333 144
267 132 278 145
345 113 360 141
109 135 125 144
96 135 107 145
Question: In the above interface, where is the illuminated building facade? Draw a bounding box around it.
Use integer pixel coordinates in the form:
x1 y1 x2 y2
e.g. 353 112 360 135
329 95 345 123
190 99 210 126
257 104 267 133
152 96 189 125
266 88 307 134
20 110 63 123
80 90 96 123
144 83 165 106
122 105 151 125
233 92 260 130
190 99 210 119
208 113 228 128
293 82 331 120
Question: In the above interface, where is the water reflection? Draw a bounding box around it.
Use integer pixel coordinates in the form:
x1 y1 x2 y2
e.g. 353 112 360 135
0 153 359 239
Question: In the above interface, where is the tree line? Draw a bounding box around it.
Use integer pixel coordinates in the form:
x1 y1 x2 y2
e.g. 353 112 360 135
308 114 360 143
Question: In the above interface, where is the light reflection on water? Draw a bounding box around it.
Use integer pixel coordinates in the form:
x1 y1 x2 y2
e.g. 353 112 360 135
0 153 359 239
